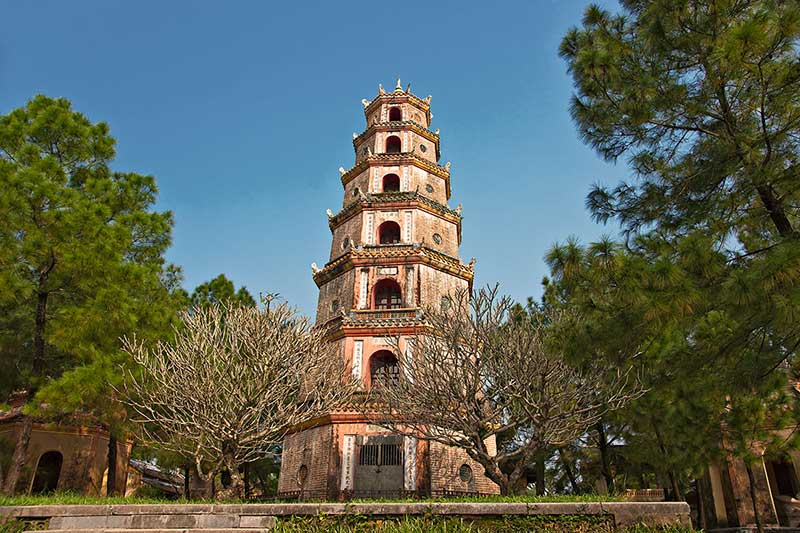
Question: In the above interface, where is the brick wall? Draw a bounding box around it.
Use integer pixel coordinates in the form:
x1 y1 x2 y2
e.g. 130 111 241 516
413 210 459 257
429 440 500 495
278 425 335 496
419 265 469 309
316 272 355 324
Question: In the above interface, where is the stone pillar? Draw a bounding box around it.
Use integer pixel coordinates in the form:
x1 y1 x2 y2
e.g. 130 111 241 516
340 435 356 493
404 437 417 492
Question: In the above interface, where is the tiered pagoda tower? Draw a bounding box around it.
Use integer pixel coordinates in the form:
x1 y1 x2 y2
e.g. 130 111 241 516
277 80 498 499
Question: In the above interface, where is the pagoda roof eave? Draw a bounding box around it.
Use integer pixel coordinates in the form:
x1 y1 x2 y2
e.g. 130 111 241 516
340 153 451 199
313 244 474 287
363 91 432 122
329 191 461 229
353 121 440 161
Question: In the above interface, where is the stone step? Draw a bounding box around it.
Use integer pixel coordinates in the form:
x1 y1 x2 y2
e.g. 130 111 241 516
26 530 271 533
46 514 275 530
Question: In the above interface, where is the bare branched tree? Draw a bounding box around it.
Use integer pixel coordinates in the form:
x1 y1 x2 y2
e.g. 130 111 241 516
367 286 643 495
121 299 354 499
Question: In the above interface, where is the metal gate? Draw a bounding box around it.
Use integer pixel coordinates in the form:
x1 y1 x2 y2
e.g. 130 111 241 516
353 435 404 497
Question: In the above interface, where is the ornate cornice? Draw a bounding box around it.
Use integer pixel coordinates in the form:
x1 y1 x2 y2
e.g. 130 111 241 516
313 244 474 287
363 91 431 119
353 121 440 161
340 153 451 199
329 191 461 231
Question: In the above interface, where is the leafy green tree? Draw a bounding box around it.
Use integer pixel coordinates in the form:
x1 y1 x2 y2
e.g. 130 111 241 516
0 95 182 494
190 274 256 309
556 3 800 521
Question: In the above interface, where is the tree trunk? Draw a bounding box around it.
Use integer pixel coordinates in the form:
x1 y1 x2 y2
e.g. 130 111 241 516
596 421 615 494
558 448 580 494
745 462 764 533
33 291 49 377
2 417 33 495
184 465 191 500
695 477 707 531
651 418 681 500
669 471 683 501
220 453 244 501
106 435 117 496
243 463 250 500
535 455 545 496
756 184 794 237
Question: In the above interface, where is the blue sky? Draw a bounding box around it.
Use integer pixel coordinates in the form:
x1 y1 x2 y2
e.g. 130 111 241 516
2 0 624 316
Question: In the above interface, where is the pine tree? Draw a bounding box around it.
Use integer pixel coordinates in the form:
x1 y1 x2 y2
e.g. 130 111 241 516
555 4 800 515
0 95 181 494
190 274 256 309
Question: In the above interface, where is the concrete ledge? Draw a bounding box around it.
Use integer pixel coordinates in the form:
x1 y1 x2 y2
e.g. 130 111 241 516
0 501 691 529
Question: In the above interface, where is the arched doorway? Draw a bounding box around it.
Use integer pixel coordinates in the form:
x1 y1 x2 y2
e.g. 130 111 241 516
369 350 400 388
385 136 401 154
373 279 402 309
378 221 401 244
382 174 400 192
31 451 63 494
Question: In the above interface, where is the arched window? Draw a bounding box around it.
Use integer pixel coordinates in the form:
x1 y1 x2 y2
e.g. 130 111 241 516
382 174 400 192
373 279 402 309
31 451 62 494
389 107 402 121
378 221 401 244
370 350 400 387
385 135 401 154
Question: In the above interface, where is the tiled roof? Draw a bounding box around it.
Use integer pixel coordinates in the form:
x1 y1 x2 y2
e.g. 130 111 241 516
313 244 474 286
353 121 440 160
329 191 460 228
340 153 450 184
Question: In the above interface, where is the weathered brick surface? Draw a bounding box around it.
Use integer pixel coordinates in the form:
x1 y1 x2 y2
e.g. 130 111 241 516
342 169 371 207
316 272 354 323
413 210 458 257
277 425 334 496
0 422 130 496
429 441 500 495
419 265 469 308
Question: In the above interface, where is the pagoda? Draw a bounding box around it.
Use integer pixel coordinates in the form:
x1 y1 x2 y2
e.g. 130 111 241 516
277 80 498 499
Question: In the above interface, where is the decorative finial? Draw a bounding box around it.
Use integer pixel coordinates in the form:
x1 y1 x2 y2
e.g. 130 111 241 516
445 161 451 171
353 132 358 140
367 146 373 155
405 83 411 93
455 204 462 215
326 209 334 219
425 95 432 103
379 84 386 95
311 263 320 274
435 129 440 135
339 167 346 176
395 77 402 91
362 98 370 108
469 258 476 268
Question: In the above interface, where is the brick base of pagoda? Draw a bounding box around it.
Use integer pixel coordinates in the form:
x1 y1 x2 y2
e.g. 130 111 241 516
277 413 498 501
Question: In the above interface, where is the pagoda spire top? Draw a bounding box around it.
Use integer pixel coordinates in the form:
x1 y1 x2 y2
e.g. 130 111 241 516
395 77 403 92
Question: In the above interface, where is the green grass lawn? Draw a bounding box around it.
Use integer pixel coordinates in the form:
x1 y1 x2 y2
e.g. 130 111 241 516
270 516 697 533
